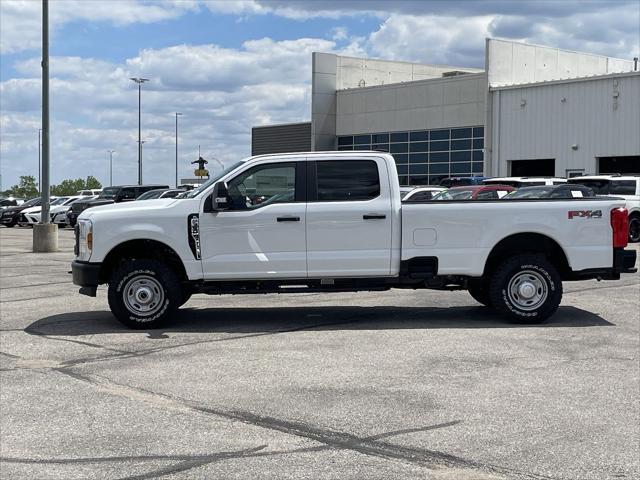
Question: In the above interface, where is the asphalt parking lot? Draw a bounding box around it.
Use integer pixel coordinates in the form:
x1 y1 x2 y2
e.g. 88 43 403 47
0 226 638 480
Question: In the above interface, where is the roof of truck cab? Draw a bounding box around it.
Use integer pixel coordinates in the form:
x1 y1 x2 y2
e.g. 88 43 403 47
249 151 392 161
568 175 639 181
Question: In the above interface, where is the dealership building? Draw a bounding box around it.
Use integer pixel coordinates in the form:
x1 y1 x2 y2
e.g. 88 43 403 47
252 38 640 185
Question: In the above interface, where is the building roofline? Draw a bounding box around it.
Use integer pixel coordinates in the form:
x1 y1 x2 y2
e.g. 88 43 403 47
337 71 487 93
320 51 483 72
252 121 311 129
490 70 640 91
487 37 636 64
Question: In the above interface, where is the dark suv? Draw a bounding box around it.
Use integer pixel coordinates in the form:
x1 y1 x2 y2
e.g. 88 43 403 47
1 197 41 228
67 185 169 226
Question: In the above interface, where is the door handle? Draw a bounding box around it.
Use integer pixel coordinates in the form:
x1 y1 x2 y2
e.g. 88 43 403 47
363 214 386 220
277 216 300 222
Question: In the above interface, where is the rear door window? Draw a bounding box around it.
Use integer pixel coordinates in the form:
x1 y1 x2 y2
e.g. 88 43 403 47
316 160 380 201
610 180 637 195
476 190 498 200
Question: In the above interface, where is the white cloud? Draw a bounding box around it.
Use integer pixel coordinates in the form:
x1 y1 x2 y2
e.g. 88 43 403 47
0 37 332 189
0 0 198 54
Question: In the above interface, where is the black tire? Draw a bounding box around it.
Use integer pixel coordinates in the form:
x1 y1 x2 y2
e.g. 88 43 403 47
179 288 193 307
489 254 562 324
4 222 15 228
467 279 492 307
629 215 640 243
108 259 182 329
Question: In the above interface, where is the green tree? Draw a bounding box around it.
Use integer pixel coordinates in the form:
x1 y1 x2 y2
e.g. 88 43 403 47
85 176 102 190
51 179 85 196
51 177 103 196
7 176 39 199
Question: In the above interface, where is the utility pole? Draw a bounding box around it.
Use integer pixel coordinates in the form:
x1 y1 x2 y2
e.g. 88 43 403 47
38 128 42 194
129 77 149 185
33 0 57 252
175 112 182 188
108 150 115 186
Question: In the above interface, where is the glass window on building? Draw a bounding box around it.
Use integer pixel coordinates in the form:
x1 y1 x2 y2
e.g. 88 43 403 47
337 125 483 186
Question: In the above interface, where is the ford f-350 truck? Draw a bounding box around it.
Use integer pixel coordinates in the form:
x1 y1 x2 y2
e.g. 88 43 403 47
72 152 637 329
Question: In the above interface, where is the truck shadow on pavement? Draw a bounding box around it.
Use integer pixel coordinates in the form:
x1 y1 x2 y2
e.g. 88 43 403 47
26 305 612 337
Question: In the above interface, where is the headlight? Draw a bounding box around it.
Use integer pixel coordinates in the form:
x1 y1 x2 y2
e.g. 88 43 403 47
77 219 93 261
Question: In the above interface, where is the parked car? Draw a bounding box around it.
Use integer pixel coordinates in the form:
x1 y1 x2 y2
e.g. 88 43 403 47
503 184 595 200
432 185 515 200
440 176 487 188
402 186 446 201
67 184 169 227
46 196 94 227
483 177 567 188
0 197 23 210
19 196 70 226
71 151 635 329
136 189 184 200
0 197 41 227
77 189 102 196
567 175 640 242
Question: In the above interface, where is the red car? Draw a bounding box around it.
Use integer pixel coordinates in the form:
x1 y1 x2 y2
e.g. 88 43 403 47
433 184 515 200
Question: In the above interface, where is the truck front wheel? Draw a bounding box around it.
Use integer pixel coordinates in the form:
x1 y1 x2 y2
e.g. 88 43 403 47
108 259 182 329
489 254 562 324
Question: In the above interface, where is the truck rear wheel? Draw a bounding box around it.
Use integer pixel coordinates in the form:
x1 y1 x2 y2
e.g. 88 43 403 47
108 259 182 329
489 254 562 324
629 215 640 243
467 279 492 307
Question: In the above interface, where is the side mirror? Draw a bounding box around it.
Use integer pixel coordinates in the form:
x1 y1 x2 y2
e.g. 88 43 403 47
204 181 230 212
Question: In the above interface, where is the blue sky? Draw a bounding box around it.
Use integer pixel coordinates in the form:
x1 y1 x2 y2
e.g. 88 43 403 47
1 0 638 191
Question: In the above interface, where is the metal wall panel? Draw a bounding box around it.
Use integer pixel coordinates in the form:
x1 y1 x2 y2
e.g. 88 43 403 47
251 122 311 156
491 73 640 176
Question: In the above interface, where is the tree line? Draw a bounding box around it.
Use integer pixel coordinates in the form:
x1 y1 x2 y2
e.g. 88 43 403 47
1 176 102 199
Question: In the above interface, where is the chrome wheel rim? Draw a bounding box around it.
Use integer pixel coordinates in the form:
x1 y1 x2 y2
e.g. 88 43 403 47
123 275 164 316
507 270 547 311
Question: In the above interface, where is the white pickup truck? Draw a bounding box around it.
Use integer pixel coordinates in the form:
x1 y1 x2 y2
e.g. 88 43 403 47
72 152 636 329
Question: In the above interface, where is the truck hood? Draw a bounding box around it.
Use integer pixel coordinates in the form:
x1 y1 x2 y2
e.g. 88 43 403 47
80 198 180 219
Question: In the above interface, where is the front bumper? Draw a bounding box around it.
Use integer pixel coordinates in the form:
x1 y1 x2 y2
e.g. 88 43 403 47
0 214 17 224
72 260 101 296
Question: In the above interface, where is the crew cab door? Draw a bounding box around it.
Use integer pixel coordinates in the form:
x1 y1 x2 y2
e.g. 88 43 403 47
199 160 307 279
306 157 393 277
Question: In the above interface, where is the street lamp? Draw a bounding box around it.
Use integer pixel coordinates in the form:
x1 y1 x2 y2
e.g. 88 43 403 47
129 77 149 185
38 128 42 195
175 112 182 188
107 150 115 186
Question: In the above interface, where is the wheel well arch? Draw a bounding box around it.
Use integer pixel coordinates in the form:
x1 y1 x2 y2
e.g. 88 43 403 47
483 232 571 279
99 239 187 284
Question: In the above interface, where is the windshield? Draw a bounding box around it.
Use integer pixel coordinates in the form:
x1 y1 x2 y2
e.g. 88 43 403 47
505 187 553 199
433 189 475 200
568 179 610 194
137 190 164 200
50 197 69 206
183 161 246 198
22 197 41 207
98 187 120 199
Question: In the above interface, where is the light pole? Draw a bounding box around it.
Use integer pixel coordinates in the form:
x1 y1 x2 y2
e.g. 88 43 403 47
175 112 182 188
129 77 149 185
33 0 57 252
107 150 115 186
38 128 42 194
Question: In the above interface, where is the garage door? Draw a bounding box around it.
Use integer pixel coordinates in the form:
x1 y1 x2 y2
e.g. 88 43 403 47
598 156 640 175
509 159 555 176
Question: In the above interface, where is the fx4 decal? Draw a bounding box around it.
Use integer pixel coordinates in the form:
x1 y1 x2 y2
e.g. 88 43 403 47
568 210 602 219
